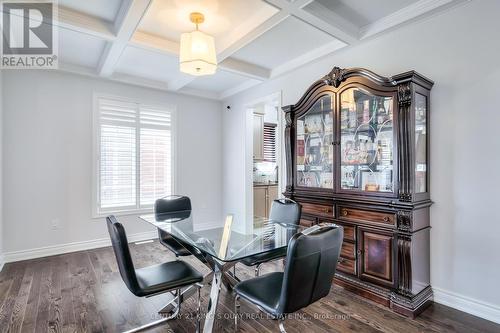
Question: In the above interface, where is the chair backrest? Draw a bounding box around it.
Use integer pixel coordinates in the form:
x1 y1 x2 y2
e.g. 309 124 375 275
106 215 140 295
269 198 301 225
278 224 343 315
155 195 192 246
155 195 191 214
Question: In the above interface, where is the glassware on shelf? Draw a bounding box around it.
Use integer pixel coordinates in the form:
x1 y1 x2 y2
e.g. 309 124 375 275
296 94 334 189
340 88 394 193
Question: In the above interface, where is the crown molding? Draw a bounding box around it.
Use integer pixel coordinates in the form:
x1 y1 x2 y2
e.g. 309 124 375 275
360 0 470 39
57 62 219 100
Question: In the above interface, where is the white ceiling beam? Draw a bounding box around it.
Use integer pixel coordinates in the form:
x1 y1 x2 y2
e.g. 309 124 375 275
130 30 180 55
57 6 116 40
216 11 290 61
6 4 115 40
219 58 270 81
263 0 359 45
98 0 153 77
360 0 469 39
300 1 359 42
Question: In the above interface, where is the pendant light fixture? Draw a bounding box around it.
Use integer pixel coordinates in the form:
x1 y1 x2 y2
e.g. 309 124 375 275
179 12 217 76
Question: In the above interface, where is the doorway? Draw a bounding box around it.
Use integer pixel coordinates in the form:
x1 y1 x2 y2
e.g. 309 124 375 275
247 92 283 220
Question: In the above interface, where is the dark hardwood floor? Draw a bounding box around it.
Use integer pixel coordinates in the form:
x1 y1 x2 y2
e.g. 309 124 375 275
0 240 498 333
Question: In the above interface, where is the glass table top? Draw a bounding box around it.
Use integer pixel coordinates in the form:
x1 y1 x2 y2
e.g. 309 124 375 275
139 211 301 262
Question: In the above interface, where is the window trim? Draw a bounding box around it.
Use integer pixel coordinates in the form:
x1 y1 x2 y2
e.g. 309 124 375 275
92 93 177 218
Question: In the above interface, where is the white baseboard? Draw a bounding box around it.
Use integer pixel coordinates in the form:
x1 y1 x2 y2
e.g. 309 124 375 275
2 230 157 264
433 287 500 325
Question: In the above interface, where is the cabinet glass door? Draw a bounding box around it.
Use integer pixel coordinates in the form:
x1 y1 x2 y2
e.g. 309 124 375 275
415 93 427 193
296 94 334 189
340 88 395 193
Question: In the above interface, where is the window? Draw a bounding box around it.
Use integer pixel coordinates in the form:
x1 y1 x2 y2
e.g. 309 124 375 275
263 123 277 162
93 95 174 216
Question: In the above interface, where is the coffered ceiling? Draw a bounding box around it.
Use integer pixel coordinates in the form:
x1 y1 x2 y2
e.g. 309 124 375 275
21 0 468 100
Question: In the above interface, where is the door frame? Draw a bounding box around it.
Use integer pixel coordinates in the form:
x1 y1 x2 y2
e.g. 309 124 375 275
245 91 284 223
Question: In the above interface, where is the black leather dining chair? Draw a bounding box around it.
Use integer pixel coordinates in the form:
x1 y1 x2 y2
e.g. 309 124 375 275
239 198 301 276
233 224 343 333
155 195 193 258
106 215 204 333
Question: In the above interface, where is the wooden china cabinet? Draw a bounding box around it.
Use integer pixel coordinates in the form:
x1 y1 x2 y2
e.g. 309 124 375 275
283 67 433 317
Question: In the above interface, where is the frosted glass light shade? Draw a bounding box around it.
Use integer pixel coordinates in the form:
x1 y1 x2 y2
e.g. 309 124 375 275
179 30 217 76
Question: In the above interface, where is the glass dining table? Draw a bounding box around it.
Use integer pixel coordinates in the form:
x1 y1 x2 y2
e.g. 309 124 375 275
139 211 302 333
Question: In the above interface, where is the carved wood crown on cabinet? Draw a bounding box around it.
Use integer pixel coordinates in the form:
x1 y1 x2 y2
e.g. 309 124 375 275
283 66 434 318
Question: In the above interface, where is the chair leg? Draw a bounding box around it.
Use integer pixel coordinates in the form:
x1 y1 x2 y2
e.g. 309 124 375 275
234 295 240 331
279 318 287 333
254 263 262 277
196 284 202 333
158 288 180 314
124 289 181 333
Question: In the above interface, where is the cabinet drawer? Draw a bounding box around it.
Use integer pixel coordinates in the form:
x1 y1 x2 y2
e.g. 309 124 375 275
340 242 355 260
319 219 355 242
299 218 315 227
340 224 356 241
301 202 335 218
339 207 394 226
337 257 356 275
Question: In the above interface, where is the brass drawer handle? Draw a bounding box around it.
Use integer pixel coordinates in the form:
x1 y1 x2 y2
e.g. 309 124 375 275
342 209 348 216
338 258 346 263
324 207 329 213
383 216 390 222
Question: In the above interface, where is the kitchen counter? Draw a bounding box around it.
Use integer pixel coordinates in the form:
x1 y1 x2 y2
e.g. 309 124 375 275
253 182 278 187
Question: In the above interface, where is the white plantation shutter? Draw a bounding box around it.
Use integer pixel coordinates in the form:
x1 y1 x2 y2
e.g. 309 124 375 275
100 124 136 208
95 97 174 214
139 106 172 206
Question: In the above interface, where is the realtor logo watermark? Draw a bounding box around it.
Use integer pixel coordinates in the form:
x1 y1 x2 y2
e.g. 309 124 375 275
1 0 58 69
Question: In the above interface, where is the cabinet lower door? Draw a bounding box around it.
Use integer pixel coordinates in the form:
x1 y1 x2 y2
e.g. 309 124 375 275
357 227 395 288
253 187 267 218
267 186 278 212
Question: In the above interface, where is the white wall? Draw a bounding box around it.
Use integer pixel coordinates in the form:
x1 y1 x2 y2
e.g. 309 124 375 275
222 0 500 322
2 70 222 256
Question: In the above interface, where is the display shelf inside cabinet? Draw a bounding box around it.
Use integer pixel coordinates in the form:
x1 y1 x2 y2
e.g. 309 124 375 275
283 67 433 318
